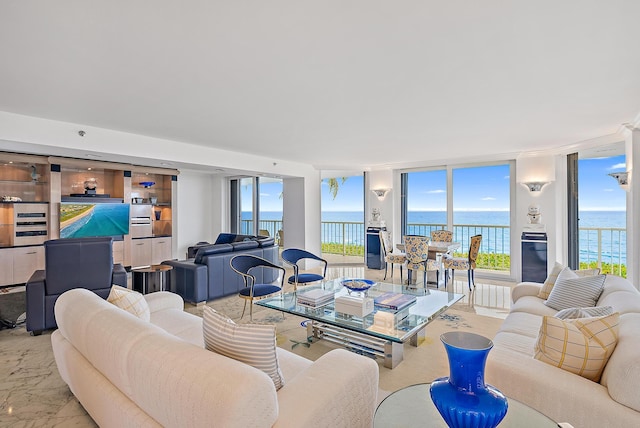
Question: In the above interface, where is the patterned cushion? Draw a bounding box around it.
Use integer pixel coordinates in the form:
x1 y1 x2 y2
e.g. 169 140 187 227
107 285 150 321
385 253 406 264
407 259 440 271
544 268 606 311
202 306 284 390
534 312 620 381
430 230 453 242
555 306 614 320
404 236 430 263
538 263 601 299
444 257 470 270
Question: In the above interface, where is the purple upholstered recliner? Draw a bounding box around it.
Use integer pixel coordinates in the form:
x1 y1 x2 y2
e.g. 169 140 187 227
26 237 127 335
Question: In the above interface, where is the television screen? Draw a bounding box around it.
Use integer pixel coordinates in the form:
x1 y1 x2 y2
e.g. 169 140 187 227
60 200 130 239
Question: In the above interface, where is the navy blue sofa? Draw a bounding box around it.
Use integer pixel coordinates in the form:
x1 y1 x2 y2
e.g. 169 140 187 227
162 233 278 304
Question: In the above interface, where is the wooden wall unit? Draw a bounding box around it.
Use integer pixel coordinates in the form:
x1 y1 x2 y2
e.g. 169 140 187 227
0 152 178 285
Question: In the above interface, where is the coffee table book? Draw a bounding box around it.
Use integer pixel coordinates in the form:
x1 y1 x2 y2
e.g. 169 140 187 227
373 292 417 311
296 288 335 308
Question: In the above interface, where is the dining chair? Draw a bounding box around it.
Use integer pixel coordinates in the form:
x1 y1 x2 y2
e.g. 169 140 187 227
430 229 453 242
444 234 482 290
379 230 406 282
403 235 440 287
230 254 285 320
281 248 328 291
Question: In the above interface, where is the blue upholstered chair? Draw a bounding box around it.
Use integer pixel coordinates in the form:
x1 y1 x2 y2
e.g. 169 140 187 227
26 237 128 335
281 248 328 291
230 254 285 320
444 234 482 290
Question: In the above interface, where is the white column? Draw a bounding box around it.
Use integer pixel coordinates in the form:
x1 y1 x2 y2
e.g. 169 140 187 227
624 126 640 289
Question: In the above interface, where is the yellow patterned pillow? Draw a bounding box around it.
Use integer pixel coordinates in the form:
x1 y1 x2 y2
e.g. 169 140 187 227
534 312 619 382
107 285 150 321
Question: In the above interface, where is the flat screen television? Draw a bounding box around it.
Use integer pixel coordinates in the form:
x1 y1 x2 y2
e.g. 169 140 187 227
60 198 130 239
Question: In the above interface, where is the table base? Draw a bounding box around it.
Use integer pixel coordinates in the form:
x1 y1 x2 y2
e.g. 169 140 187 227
307 320 426 369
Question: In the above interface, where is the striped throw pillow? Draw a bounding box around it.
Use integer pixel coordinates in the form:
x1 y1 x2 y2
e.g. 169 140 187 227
534 312 619 382
544 268 605 311
202 306 284 390
107 285 150 321
538 263 601 299
555 305 614 320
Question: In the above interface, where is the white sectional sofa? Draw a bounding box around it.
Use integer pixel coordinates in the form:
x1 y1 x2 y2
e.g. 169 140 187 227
51 288 379 428
485 274 640 428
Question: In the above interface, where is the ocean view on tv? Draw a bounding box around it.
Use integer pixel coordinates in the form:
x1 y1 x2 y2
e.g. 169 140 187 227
60 202 130 239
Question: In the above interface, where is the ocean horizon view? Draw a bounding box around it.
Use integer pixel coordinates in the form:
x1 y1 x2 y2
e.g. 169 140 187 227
248 210 627 265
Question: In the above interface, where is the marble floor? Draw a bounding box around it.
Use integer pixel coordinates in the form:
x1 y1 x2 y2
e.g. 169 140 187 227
0 264 515 427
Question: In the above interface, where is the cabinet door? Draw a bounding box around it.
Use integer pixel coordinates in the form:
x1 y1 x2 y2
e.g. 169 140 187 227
151 237 172 265
130 239 152 268
12 246 44 283
0 248 14 286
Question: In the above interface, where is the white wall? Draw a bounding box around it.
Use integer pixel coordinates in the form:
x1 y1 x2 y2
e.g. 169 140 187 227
175 171 215 259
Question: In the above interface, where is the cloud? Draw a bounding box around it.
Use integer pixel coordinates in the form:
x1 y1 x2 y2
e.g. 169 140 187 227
603 188 614 192
503 175 510 179
609 162 626 170
260 193 270 197
425 189 445 194
481 197 496 201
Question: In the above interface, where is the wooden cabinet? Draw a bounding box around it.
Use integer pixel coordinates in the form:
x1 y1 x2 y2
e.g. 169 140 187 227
130 238 152 268
130 237 173 267
151 237 172 265
0 245 45 286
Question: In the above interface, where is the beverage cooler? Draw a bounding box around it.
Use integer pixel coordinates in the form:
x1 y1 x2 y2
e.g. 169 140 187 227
366 227 385 269
521 232 547 282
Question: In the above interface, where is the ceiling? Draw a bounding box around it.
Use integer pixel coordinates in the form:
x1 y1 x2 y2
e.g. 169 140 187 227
1 1 639 171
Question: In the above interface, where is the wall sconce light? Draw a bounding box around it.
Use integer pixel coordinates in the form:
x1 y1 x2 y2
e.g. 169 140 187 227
608 172 630 191
371 188 390 200
522 181 550 192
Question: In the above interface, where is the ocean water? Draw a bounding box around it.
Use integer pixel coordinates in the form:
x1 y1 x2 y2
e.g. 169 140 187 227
248 211 627 264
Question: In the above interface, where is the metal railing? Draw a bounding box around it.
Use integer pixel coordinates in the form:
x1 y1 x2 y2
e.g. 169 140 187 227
242 219 626 276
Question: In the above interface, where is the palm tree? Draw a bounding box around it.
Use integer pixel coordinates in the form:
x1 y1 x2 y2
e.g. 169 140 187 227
326 177 347 199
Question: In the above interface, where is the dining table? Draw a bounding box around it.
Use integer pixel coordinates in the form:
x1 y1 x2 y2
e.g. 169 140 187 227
396 240 461 287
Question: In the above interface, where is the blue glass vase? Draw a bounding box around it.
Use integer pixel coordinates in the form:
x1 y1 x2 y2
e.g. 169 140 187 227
429 332 508 428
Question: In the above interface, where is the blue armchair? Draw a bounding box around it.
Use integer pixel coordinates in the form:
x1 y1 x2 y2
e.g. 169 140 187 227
26 237 128 335
281 248 328 291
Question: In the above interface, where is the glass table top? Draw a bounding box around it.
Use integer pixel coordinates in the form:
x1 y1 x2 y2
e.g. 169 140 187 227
255 278 463 343
374 383 558 427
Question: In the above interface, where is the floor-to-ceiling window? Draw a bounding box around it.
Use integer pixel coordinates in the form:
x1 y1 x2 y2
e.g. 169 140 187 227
230 176 283 240
575 152 627 276
321 174 364 260
401 162 512 275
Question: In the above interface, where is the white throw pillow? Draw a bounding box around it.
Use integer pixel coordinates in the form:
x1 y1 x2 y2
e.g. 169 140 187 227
555 305 614 320
544 267 606 311
202 306 284 390
538 263 601 299
107 285 150 321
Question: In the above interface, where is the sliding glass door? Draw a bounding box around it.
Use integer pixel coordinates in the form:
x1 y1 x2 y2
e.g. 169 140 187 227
230 177 283 239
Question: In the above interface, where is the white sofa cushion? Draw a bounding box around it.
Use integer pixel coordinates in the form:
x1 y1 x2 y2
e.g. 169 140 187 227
203 306 284 390
534 312 620 382
107 285 150 321
555 306 614 320
600 313 640 412
538 262 600 299
544 268 605 311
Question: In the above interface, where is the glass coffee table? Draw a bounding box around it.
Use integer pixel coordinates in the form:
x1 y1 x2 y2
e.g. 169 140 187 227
374 384 558 427
256 279 463 368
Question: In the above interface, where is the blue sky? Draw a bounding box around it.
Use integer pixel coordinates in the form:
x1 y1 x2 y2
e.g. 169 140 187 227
256 155 627 212
321 165 512 211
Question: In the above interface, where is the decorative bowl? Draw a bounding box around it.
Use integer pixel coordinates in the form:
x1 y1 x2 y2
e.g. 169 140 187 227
341 279 376 293
140 181 155 188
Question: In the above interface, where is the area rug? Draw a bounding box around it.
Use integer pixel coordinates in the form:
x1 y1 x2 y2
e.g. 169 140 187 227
0 286 26 325
188 292 504 393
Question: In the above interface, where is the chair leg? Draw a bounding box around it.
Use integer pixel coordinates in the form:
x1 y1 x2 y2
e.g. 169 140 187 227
241 300 247 319
467 270 473 291
400 266 403 283
423 269 427 287
383 263 388 280
436 269 439 289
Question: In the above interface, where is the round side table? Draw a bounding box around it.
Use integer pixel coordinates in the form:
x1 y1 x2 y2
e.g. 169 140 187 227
131 264 173 294
374 383 557 427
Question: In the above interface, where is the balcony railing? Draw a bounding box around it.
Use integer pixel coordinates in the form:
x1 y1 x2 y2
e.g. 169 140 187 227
242 219 626 277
